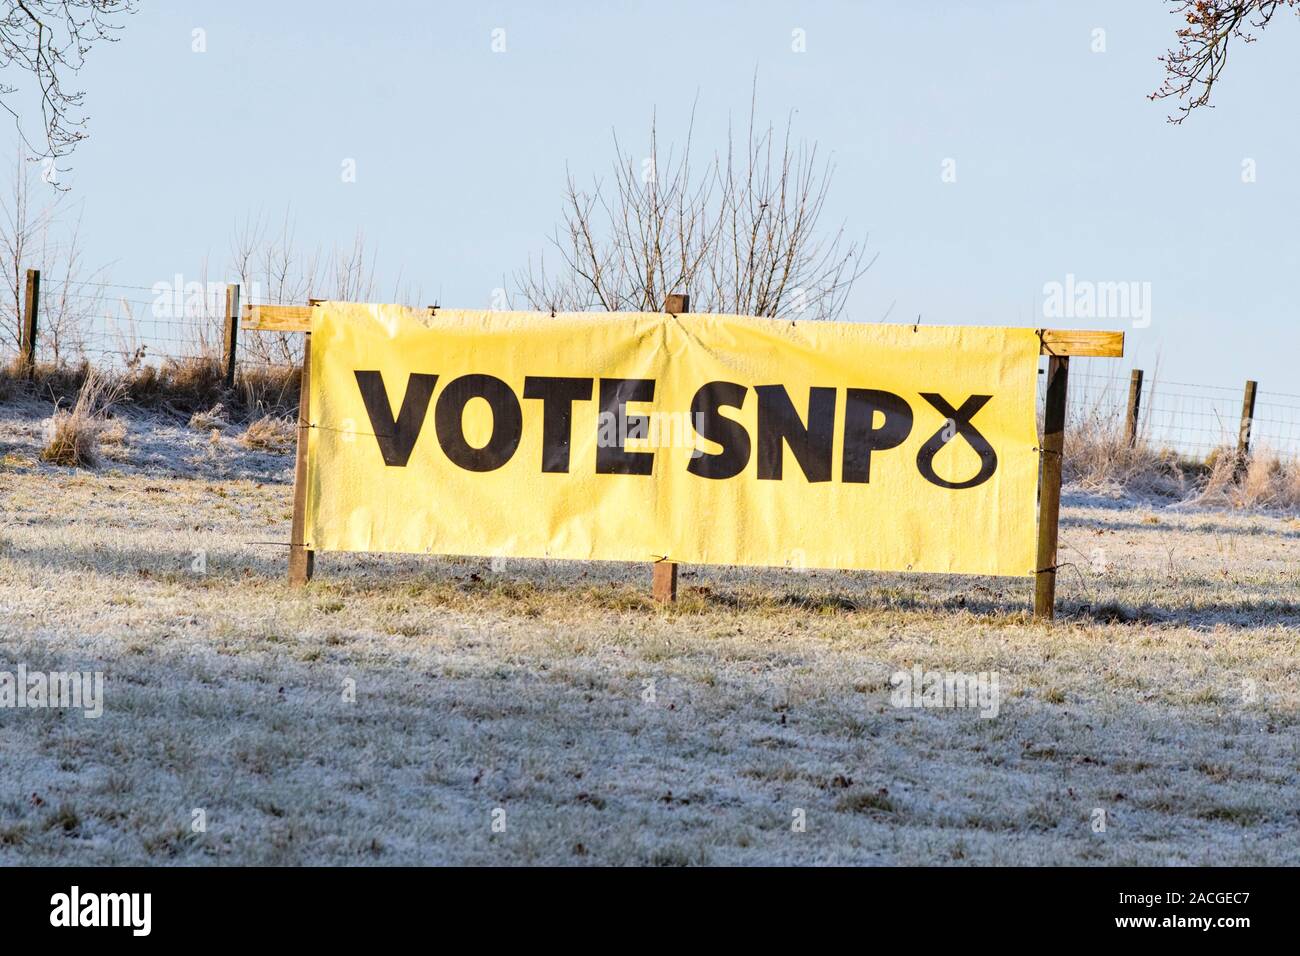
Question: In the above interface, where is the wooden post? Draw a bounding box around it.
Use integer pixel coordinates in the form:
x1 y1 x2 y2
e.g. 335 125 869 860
1124 368 1143 448
1034 355 1069 621
222 283 241 390
20 268 39 378
1236 379 1258 476
652 559 678 603
651 292 689 604
288 328 315 586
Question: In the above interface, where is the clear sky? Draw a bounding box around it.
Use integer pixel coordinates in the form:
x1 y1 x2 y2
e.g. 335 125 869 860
30 0 1300 392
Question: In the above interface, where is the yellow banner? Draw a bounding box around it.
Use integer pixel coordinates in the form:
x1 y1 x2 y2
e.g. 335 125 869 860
306 304 1041 576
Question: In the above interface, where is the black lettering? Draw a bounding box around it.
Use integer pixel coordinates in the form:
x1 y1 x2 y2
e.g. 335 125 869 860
842 389 912 483
433 374 523 472
756 385 836 482
687 381 750 479
597 378 655 475
354 370 438 467
523 376 594 473
915 393 997 489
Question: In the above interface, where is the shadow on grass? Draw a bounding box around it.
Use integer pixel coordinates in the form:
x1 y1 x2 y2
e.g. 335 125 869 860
1060 511 1300 540
9 540 1298 630
1061 597 1300 629
4 540 291 580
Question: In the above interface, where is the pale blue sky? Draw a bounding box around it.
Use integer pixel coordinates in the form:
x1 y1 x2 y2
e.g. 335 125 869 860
40 1 1300 390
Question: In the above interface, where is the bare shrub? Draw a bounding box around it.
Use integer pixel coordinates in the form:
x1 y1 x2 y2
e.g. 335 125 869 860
39 368 123 468
239 414 296 450
1 148 112 363
516 90 871 319
229 211 404 366
121 355 226 413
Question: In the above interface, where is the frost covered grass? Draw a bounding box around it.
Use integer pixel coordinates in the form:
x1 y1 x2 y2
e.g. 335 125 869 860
238 414 296 451
1064 408 1300 513
0 402 1297 865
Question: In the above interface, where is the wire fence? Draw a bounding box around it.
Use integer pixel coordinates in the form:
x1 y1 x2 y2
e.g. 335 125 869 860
7 272 1298 462
1049 365 1300 461
7 275 302 372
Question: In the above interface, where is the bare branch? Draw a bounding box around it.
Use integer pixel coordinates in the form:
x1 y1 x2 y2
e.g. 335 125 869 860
0 1 136 173
1150 0 1298 123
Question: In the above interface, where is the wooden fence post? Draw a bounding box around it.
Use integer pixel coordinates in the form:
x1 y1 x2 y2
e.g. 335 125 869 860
20 268 39 378
1124 368 1143 448
288 320 315 586
651 292 689 603
1034 355 1069 621
1236 379 1258 476
223 283 241 390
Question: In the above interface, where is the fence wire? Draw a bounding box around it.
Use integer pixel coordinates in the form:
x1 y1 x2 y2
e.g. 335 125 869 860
5 276 302 371
1048 365 1300 461
7 277 1298 462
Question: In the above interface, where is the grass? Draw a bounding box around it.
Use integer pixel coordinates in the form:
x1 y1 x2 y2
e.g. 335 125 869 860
1 395 1298 864
3 385 1300 865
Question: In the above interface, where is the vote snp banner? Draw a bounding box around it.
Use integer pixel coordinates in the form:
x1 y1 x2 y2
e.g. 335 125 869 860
305 303 1042 576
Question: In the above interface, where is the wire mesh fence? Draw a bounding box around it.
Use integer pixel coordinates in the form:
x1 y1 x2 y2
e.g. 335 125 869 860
5 275 302 372
7 271 1298 462
1050 364 1300 462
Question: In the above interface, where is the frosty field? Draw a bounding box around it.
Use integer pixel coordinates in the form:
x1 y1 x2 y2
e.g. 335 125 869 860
0 398 1297 865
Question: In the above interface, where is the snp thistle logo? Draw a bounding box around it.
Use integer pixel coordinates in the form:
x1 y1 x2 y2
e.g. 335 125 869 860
890 664 1000 718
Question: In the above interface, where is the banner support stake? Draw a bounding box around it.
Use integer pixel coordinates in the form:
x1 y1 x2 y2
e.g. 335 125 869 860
288 309 317 587
651 292 690 604
1033 354 1069 620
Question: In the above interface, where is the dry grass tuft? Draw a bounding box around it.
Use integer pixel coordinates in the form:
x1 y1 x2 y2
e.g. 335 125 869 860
1188 450 1300 512
1059 387 1300 512
238 364 301 418
99 418 128 447
39 370 125 469
239 414 297 450
163 356 224 397
189 402 230 432
1063 410 1187 498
